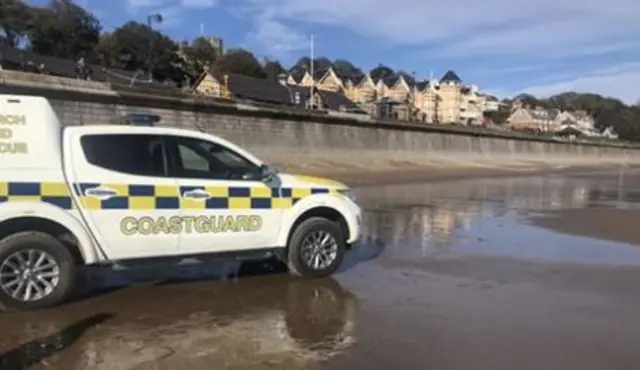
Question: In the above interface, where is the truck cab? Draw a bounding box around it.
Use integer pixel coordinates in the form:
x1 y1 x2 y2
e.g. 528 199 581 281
0 94 362 312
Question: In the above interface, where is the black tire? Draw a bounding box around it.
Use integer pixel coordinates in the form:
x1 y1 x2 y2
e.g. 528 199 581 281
287 217 346 278
0 231 77 312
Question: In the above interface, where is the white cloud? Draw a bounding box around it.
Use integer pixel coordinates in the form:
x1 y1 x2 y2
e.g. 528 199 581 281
125 0 217 24
180 0 217 8
245 10 309 57
236 0 640 59
519 63 640 104
125 0 164 13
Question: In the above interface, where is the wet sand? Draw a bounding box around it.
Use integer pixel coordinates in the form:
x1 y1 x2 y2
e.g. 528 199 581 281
533 208 640 245
3 169 640 369
291 163 634 187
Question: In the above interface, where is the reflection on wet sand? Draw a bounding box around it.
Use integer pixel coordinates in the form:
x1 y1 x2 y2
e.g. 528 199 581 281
324 171 640 370
358 176 596 258
0 275 356 370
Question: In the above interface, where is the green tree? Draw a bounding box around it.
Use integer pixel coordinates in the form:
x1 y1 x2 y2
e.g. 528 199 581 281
370 64 394 81
263 59 286 81
290 56 334 72
97 21 184 83
212 48 266 78
484 110 509 125
520 91 640 141
312 57 333 71
0 0 35 47
333 59 362 76
290 56 310 71
181 36 219 78
27 0 101 61
513 93 539 107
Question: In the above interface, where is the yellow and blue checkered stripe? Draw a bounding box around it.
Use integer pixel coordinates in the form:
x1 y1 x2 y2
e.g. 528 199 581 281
0 181 74 209
0 182 333 210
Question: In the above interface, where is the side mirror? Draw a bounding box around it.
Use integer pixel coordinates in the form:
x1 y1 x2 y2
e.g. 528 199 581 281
259 164 277 181
260 164 271 176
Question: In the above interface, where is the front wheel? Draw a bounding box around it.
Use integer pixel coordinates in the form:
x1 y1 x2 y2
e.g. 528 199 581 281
0 231 77 312
286 217 346 278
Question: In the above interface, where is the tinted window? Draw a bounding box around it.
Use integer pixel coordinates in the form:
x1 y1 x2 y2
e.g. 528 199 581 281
178 144 209 172
81 134 166 176
167 136 259 180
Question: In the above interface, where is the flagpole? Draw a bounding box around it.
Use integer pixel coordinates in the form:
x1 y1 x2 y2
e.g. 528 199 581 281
310 33 314 109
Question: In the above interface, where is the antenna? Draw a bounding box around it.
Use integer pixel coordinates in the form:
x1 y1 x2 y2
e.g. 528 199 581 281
200 23 204 36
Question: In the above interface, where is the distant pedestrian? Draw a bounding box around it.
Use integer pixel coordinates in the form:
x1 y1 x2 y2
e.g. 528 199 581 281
75 57 92 79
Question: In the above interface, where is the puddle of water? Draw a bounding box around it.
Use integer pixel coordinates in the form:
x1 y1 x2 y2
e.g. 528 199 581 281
0 276 358 370
355 172 640 268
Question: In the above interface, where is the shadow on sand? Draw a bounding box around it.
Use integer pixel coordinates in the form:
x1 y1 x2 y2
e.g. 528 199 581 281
0 313 114 370
64 239 386 307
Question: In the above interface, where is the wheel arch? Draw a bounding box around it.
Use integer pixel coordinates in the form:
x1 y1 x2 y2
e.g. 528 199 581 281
0 204 102 265
284 206 350 249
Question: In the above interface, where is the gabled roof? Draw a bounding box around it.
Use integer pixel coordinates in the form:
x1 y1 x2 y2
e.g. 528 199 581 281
333 69 353 86
317 90 362 112
381 75 401 88
289 68 309 83
440 70 462 83
524 106 559 121
414 80 430 91
556 125 586 135
313 68 330 81
351 74 376 89
381 75 411 90
351 74 366 85
215 72 292 105
285 84 363 112
286 85 311 107
315 67 348 88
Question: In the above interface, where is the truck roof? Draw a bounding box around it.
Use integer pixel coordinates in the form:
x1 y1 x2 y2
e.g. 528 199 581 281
0 94 262 170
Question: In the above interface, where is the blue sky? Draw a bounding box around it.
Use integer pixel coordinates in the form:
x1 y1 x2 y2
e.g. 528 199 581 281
32 0 640 103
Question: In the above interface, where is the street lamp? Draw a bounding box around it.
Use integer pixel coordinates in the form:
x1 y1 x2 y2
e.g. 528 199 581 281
146 13 163 82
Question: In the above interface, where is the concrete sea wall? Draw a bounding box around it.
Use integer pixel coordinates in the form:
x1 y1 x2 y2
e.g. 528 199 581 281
1 70 638 174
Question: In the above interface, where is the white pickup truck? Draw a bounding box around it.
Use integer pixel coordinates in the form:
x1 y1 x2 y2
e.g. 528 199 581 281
0 94 362 312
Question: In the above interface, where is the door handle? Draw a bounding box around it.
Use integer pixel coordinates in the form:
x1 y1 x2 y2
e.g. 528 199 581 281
183 189 211 200
85 186 118 200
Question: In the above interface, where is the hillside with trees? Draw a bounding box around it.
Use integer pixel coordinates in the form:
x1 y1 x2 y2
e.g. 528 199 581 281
503 93 640 141
1 0 639 140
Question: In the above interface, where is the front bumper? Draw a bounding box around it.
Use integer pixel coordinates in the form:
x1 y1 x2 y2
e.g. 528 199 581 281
344 199 362 245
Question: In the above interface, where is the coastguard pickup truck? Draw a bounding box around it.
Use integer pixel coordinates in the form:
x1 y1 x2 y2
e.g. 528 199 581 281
0 95 362 312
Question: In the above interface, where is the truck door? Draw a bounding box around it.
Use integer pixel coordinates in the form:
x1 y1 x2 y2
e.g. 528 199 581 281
163 134 283 254
64 130 180 260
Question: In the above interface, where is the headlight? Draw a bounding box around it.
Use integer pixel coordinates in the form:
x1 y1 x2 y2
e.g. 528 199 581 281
337 188 357 202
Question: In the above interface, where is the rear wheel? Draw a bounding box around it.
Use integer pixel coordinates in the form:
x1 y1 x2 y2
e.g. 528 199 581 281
0 231 77 312
286 217 346 278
